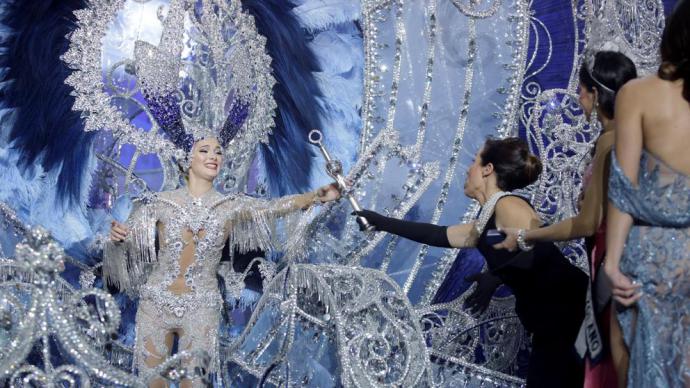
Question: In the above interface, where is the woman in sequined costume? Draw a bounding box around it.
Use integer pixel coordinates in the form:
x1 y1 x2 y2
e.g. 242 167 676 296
602 1 690 386
496 51 637 388
107 137 341 387
354 137 588 387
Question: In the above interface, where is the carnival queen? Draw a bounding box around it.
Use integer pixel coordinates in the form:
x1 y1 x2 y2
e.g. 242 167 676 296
106 134 340 387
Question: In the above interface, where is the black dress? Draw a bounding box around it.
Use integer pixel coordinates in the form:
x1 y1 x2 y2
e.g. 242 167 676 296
476 197 588 387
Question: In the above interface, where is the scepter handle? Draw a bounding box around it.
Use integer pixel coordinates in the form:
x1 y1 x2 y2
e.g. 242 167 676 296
308 130 374 231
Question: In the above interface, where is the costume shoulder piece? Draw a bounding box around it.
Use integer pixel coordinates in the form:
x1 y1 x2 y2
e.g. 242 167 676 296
223 193 312 261
102 193 160 295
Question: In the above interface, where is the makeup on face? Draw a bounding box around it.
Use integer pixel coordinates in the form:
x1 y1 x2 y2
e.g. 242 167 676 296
197 145 222 172
191 138 223 177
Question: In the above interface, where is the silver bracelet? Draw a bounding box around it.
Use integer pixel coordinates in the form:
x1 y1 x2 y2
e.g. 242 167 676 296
516 229 534 251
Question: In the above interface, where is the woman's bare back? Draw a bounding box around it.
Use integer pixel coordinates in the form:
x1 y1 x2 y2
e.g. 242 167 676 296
627 75 690 175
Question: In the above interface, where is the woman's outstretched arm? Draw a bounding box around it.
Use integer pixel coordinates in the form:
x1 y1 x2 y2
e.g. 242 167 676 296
353 210 479 248
237 183 340 220
495 136 612 251
529 137 612 240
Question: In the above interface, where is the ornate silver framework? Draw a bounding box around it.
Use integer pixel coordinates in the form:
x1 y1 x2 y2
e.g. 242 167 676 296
228 264 430 387
0 204 142 386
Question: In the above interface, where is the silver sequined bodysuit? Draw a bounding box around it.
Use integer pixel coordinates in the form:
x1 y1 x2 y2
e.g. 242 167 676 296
104 188 306 384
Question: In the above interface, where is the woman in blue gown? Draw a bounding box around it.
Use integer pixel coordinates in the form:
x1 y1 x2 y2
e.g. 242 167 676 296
603 1 690 386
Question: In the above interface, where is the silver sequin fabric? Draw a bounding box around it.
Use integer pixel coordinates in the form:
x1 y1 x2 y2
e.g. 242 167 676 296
103 188 305 382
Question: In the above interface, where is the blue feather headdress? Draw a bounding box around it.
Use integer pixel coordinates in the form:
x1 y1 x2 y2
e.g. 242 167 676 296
142 91 249 154
63 0 278 180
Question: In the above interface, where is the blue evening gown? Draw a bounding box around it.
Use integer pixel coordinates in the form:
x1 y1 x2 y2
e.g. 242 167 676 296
608 150 690 387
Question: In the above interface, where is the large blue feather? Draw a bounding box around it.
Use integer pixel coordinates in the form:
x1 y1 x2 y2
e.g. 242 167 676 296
242 0 324 196
0 0 91 205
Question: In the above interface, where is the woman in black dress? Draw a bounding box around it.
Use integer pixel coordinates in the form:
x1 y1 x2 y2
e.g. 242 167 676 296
354 137 588 387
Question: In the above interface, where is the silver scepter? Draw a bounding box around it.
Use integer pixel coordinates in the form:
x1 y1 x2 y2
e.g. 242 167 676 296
308 129 375 231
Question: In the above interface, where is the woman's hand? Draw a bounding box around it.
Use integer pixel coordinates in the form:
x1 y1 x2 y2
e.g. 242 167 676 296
492 227 519 251
110 220 129 242
465 271 502 315
351 209 385 230
315 182 341 203
603 260 642 306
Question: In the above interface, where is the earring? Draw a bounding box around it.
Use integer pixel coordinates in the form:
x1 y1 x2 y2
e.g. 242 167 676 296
589 95 599 130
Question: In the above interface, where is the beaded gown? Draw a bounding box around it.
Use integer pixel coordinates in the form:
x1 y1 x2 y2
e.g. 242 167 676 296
608 150 690 387
103 188 306 383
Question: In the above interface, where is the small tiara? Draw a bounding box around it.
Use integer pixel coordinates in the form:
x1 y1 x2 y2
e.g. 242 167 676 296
584 50 615 94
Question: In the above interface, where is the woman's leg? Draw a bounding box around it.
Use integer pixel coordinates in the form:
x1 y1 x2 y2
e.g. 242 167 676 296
143 332 175 388
178 310 220 388
135 302 176 388
609 308 630 388
526 334 583 388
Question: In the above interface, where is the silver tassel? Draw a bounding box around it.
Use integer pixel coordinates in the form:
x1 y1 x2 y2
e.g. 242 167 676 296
227 195 311 259
103 203 157 294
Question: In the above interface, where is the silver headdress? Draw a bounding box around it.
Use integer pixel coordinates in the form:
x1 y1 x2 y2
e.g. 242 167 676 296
584 0 664 77
63 0 277 172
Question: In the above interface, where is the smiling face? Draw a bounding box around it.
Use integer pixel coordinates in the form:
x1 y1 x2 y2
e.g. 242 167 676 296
188 138 223 182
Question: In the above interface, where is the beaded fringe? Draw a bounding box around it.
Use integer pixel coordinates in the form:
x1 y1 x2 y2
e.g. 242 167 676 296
103 203 157 294
102 195 312 295
0 263 74 296
228 195 311 261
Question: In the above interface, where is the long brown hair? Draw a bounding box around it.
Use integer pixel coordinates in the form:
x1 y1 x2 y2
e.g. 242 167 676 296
658 0 690 102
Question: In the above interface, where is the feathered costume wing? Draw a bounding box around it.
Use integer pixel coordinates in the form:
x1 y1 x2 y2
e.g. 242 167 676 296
0 0 98 252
